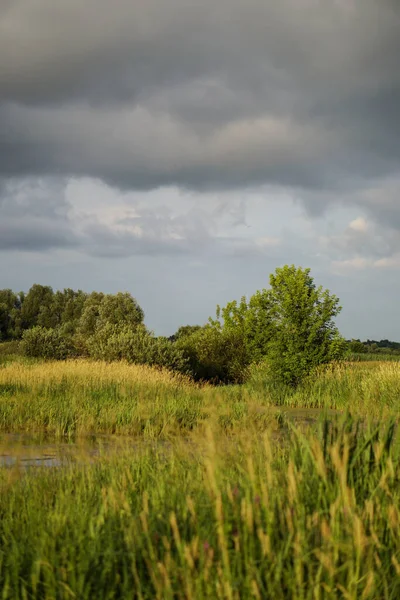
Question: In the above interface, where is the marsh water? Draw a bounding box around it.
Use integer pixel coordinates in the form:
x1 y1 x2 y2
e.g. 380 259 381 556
0 433 121 468
0 408 338 468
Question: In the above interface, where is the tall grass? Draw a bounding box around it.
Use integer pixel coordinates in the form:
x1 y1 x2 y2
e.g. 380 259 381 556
1 359 400 436
1 418 400 599
2 359 400 597
247 361 400 413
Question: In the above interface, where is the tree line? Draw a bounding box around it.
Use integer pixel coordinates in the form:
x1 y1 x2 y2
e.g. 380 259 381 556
0 266 346 386
347 339 400 355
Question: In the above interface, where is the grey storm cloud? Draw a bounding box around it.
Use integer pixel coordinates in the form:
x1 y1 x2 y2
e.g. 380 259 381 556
0 176 258 256
1 0 400 194
0 178 78 251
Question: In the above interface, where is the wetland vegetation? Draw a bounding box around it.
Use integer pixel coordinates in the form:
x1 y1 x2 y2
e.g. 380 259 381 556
1 266 400 598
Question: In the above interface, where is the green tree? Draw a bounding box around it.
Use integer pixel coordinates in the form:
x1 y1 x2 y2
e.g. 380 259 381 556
78 292 144 336
170 325 202 342
37 289 87 333
20 285 54 330
347 339 367 354
97 292 144 330
267 265 345 386
86 323 188 373
0 289 20 340
210 290 274 362
21 326 77 360
77 292 105 336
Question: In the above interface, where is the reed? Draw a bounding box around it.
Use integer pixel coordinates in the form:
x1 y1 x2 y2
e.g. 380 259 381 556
1 417 399 599
1 359 400 437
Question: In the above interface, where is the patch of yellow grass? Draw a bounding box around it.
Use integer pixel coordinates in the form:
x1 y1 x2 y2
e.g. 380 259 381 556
0 359 195 390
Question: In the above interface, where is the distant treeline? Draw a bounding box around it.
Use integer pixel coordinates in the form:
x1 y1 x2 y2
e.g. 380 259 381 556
1 266 346 385
347 339 400 355
0 286 143 341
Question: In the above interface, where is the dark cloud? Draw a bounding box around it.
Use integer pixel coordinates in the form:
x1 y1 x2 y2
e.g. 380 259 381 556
2 0 400 343
0 178 77 251
0 0 399 195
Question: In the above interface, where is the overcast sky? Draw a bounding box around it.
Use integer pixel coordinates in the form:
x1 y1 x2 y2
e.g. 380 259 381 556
1 0 400 338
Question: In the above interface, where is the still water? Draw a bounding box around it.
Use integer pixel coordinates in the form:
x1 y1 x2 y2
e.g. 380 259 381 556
0 408 338 468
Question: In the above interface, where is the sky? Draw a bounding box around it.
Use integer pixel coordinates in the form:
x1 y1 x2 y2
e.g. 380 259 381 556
1 0 400 338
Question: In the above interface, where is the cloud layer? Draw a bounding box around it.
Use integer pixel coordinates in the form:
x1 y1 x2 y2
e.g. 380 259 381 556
1 0 400 338
1 0 400 194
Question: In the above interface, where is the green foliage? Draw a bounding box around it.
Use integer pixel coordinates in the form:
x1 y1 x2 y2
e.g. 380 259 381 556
37 288 87 333
21 327 77 360
346 339 400 357
210 289 274 362
207 265 344 386
0 289 22 340
0 265 348 383
347 339 368 354
1 417 400 598
170 324 202 341
0 341 21 359
267 265 345 385
20 284 54 330
87 324 188 373
177 326 249 383
78 292 144 336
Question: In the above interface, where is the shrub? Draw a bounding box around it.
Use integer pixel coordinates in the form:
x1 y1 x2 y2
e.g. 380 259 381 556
86 324 189 374
21 327 77 360
176 326 250 384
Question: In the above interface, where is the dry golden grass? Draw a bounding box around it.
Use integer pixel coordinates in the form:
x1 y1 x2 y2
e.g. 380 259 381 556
0 358 195 390
1 358 400 437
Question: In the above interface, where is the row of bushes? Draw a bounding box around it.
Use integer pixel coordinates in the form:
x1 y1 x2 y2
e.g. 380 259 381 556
10 265 347 386
20 324 249 383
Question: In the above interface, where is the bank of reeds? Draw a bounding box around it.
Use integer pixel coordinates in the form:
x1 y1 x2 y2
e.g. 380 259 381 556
1 417 400 599
0 359 400 436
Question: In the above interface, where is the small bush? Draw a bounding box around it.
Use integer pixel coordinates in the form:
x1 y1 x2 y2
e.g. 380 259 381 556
21 327 77 360
86 324 189 374
176 326 250 384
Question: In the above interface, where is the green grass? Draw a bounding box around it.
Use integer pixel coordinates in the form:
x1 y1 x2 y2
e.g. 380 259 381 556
1 417 400 599
349 352 400 362
1 359 400 438
1 358 400 598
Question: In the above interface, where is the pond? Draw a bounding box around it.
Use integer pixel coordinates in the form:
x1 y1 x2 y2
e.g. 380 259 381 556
0 433 128 468
0 408 340 468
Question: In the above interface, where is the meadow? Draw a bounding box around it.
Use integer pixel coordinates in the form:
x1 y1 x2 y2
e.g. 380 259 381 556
1 356 400 598
1 358 400 437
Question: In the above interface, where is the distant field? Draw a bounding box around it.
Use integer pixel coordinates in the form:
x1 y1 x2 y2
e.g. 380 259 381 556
350 352 400 362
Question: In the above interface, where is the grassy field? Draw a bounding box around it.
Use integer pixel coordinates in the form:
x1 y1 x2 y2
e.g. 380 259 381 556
1 357 400 598
1 417 400 599
0 359 400 437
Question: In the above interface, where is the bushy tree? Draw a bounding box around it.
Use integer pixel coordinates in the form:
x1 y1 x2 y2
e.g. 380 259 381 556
21 327 77 360
267 265 345 385
0 289 20 340
210 289 274 362
78 292 144 336
77 292 105 336
37 289 87 333
347 339 367 354
20 285 54 330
